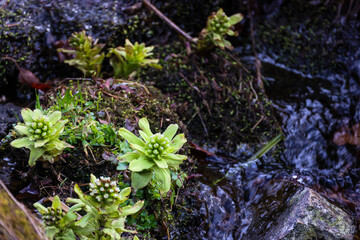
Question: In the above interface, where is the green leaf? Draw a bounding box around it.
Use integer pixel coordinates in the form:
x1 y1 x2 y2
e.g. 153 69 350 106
51 119 68 136
21 109 34 123
46 139 67 150
163 153 186 169
75 213 94 228
153 158 168 169
153 167 171 193
213 33 222 41
45 226 60 239
62 212 78 225
131 171 153 190
14 125 29 135
34 138 50 148
111 218 126 231
116 162 128 171
48 111 62 124
58 229 76 240
139 130 150 142
66 200 85 213
223 40 233 50
226 29 235 36
148 63 162 69
118 152 140 162
170 134 187 153
216 40 225 49
52 195 62 210
118 128 146 147
11 138 33 148
129 143 148 155
125 39 134 55
102 228 120 239
128 156 154 172
33 202 47 213
163 124 178 140
138 118 153 136
119 187 132 201
73 184 88 203
72 219 98 237
90 174 97 184
121 200 144 216
33 109 42 119
29 147 46 166
228 13 243 25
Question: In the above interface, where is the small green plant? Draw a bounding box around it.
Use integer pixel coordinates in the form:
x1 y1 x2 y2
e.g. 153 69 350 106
67 174 144 239
118 118 187 193
106 39 162 79
34 175 143 240
197 8 243 51
34 196 78 239
58 30 105 77
10 109 71 166
64 113 128 156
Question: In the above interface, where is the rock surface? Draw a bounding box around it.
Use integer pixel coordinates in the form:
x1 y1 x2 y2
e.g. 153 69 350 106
0 103 22 138
0 180 46 240
244 180 356 240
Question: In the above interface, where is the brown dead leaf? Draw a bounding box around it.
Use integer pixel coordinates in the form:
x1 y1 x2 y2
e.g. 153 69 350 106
333 123 360 145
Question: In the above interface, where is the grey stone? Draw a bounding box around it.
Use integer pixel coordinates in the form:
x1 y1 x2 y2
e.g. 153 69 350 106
0 103 22 137
244 181 356 240
265 187 356 240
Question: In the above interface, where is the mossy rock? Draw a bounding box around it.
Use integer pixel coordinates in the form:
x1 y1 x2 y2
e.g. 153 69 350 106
0 180 46 240
139 43 280 154
255 0 360 76
243 180 356 240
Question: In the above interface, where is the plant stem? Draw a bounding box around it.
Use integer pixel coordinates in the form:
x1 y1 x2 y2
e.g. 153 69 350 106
142 0 196 43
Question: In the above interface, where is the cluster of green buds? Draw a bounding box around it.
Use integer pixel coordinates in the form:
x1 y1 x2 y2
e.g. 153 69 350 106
146 133 171 160
89 175 120 205
68 30 91 49
34 196 78 240
11 109 71 166
41 206 66 226
118 118 187 192
197 9 243 51
208 9 233 35
26 116 52 141
57 30 105 77
106 39 162 79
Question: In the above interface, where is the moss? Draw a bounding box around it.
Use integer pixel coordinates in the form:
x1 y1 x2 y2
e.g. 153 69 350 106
0 184 45 239
138 42 280 154
255 0 360 76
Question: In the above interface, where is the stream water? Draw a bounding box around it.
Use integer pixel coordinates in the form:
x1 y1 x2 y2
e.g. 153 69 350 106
1 0 360 239
183 55 360 239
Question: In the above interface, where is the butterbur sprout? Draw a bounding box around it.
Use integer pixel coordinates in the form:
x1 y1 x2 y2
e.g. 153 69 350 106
11 108 72 166
118 118 187 193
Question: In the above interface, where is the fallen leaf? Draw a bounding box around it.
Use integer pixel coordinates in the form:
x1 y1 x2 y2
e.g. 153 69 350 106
333 123 360 145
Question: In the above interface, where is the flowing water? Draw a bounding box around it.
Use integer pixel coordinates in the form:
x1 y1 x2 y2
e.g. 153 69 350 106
183 55 360 239
1 0 360 238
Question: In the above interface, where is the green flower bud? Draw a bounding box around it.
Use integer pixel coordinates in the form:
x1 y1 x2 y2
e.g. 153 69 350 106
89 175 121 205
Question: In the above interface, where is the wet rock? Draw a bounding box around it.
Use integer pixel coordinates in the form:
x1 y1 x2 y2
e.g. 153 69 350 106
0 180 46 240
0 103 22 138
0 0 150 96
244 180 356 240
350 60 360 84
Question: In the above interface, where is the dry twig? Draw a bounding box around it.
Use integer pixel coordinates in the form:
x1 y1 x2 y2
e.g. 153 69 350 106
142 0 196 43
